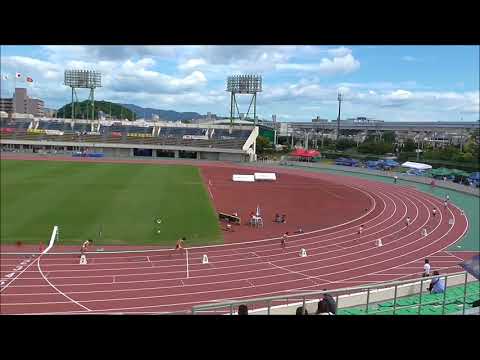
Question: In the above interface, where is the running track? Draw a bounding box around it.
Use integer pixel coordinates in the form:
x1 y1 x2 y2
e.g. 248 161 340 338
0 157 473 314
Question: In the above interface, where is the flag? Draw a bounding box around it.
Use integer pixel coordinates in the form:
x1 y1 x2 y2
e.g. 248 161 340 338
15 72 21 78
26 77 33 83
256 205 261 217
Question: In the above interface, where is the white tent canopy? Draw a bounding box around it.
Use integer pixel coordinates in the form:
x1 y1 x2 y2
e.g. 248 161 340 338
401 161 432 170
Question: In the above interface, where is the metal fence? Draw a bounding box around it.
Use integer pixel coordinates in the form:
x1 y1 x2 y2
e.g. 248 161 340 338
191 271 478 315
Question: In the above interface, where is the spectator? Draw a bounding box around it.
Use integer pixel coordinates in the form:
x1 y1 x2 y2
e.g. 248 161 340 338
296 306 308 315
238 304 248 315
275 213 281 223
316 299 334 315
428 271 445 294
423 258 431 277
320 289 337 314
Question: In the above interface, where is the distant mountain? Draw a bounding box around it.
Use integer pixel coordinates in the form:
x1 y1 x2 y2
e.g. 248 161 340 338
121 104 204 122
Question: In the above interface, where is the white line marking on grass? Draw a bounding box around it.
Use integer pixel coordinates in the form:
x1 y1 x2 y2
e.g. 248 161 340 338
37 257 91 311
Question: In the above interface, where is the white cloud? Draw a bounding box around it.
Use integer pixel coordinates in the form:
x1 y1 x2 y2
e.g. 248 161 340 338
402 56 417 62
276 53 360 75
43 45 179 62
327 47 352 57
178 58 207 71
385 89 413 101
1 46 477 122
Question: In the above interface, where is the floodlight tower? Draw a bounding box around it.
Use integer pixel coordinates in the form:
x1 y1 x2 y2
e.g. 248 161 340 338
226 75 262 127
64 70 102 121
336 92 343 140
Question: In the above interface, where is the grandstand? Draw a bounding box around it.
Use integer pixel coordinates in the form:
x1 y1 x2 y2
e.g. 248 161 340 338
0 117 258 161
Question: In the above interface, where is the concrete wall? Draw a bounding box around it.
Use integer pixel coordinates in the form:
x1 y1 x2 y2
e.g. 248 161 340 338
200 152 220 161
219 153 243 162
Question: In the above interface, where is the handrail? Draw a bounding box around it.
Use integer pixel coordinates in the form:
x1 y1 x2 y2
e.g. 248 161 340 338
191 271 469 313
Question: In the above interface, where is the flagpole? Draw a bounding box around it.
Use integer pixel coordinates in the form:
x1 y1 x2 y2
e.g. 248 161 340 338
13 74 16 118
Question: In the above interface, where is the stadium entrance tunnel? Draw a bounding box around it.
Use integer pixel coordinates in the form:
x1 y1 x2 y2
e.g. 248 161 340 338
133 148 152 157
156 149 175 158
179 150 197 159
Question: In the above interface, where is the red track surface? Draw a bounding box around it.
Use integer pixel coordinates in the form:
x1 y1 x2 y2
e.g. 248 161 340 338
0 155 473 314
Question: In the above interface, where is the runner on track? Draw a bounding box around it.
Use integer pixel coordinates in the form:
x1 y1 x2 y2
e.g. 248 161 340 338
443 200 448 210
405 217 411 228
281 232 289 249
432 208 437 218
81 239 92 255
358 225 364 235
175 237 186 251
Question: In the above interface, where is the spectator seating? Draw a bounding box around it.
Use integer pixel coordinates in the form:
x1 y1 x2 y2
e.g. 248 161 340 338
337 281 479 315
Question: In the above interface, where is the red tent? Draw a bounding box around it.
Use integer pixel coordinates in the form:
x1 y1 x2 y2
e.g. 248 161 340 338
289 148 321 159
290 148 307 157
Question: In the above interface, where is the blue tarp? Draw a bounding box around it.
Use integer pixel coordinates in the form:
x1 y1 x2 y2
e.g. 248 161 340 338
72 152 104 158
335 158 359 167
469 172 480 181
459 255 480 280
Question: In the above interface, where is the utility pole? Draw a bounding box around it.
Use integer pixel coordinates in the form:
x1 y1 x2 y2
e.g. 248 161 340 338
336 92 343 140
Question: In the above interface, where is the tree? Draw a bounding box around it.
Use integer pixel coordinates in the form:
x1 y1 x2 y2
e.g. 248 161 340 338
335 138 356 151
256 136 271 154
403 138 416 152
382 131 396 144
56 100 136 121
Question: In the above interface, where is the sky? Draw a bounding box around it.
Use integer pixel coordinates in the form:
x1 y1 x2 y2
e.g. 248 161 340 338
1 45 478 122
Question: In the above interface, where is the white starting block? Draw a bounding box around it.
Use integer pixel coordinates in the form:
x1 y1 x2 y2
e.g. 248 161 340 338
202 254 209 264
421 229 428 237
376 239 383 247
232 174 255 182
448 218 454 225
300 248 307 257
79 255 88 265
254 172 276 181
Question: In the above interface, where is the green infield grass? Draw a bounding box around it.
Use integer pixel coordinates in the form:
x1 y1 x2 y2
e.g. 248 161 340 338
1 160 222 246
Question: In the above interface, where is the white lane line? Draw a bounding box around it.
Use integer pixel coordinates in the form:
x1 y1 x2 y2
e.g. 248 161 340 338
37 256 92 311
443 251 466 262
0 253 43 293
186 249 189 279
268 261 331 285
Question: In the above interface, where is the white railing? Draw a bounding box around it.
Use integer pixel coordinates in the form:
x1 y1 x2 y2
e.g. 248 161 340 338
191 271 478 315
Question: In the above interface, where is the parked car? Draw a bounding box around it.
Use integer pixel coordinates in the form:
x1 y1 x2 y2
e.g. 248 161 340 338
335 157 359 167
366 160 381 169
406 169 427 176
381 159 399 170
